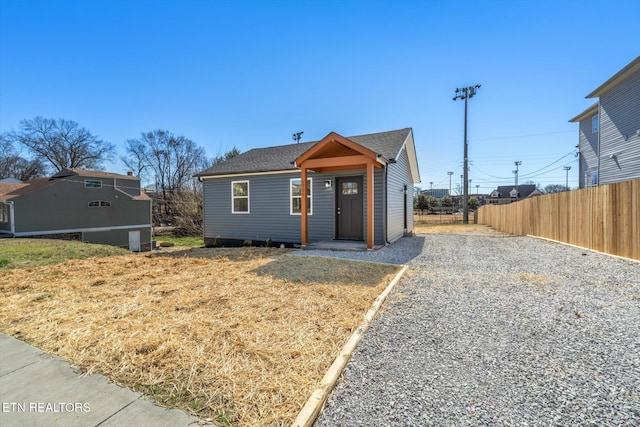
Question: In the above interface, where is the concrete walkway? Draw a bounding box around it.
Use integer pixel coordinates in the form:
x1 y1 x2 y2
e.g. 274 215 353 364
0 334 207 427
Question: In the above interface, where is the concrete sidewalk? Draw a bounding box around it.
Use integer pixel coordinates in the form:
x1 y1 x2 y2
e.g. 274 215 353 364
0 334 207 427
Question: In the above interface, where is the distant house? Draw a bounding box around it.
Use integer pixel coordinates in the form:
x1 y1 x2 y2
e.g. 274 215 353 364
195 128 420 249
421 188 449 199
569 56 640 188
0 178 23 184
0 168 152 251
487 185 542 205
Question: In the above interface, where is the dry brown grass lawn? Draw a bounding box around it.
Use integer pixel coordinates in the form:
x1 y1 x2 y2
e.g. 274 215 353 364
0 247 399 426
414 222 510 236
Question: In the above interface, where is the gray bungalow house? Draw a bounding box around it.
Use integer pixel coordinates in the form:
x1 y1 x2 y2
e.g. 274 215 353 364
0 168 152 250
569 56 640 188
195 128 420 249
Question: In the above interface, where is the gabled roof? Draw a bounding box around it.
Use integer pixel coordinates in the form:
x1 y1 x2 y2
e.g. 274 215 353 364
569 102 598 123
494 185 539 199
195 128 415 178
52 168 139 180
586 56 640 99
0 178 54 200
1 169 144 201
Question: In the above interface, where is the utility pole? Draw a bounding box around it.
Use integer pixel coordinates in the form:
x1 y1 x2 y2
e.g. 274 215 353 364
513 160 522 200
447 171 453 196
430 181 433 195
292 131 304 144
476 184 480 195
564 166 571 190
453 84 481 224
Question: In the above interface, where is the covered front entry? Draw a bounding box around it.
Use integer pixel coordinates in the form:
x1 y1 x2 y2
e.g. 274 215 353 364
295 131 387 249
336 176 363 240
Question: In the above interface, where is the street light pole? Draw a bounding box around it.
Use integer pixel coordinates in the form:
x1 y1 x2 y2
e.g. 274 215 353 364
564 166 571 190
453 84 481 224
513 160 522 200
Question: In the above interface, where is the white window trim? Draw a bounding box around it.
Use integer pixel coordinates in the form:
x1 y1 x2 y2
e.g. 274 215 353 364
231 180 250 214
290 178 313 215
592 115 599 134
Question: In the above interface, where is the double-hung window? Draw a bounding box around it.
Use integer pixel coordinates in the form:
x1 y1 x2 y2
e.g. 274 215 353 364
291 178 312 215
0 204 8 223
232 181 249 213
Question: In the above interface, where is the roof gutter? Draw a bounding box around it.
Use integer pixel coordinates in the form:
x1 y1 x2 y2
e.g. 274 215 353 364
1 200 15 236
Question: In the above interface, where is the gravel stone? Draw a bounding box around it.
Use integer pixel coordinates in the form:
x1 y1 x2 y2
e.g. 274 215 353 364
312 234 640 426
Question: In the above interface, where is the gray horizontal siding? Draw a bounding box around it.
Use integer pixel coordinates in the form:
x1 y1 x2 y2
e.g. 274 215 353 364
202 169 386 245
387 147 414 242
578 115 599 187
13 179 150 233
203 172 303 243
599 70 640 185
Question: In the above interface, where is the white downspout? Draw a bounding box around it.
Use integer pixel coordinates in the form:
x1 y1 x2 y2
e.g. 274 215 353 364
2 200 15 236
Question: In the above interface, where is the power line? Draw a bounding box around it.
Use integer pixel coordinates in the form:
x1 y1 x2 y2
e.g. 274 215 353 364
470 130 574 142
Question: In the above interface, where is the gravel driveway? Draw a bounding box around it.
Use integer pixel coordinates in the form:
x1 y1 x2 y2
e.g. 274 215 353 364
314 233 640 426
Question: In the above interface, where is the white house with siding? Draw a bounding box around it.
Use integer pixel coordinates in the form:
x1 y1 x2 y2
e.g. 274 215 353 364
570 56 640 188
195 128 420 250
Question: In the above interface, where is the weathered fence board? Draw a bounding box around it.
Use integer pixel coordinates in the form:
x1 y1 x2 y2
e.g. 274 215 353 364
477 179 639 261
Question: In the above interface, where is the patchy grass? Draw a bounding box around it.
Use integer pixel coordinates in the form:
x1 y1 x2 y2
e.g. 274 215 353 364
154 234 204 248
0 247 399 426
0 239 130 270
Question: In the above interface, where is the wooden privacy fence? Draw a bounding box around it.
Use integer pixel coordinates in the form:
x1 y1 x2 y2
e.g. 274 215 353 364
476 179 640 261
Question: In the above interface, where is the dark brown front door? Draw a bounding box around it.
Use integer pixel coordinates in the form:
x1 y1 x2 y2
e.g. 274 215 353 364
336 176 364 240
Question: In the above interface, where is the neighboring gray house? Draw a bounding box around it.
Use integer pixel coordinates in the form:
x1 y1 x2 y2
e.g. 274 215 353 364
487 185 543 205
0 168 152 251
195 128 420 249
570 56 640 188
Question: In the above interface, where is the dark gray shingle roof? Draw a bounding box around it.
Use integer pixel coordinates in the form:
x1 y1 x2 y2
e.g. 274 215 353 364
196 128 412 177
495 185 539 199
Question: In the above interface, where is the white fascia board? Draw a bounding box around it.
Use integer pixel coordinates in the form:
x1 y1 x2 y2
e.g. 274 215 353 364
396 129 421 183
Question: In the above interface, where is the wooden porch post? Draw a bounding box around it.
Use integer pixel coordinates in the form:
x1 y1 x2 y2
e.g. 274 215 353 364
301 166 308 247
366 161 374 249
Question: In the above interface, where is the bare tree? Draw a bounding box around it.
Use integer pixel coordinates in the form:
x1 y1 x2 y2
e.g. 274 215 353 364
0 134 46 180
544 184 569 194
7 117 115 173
123 129 207 217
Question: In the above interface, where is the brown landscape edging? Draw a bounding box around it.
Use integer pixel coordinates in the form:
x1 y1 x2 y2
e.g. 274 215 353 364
292 264 409 427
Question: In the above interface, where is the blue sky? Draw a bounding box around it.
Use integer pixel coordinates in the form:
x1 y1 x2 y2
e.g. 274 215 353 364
1 0 638 192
